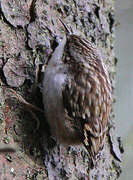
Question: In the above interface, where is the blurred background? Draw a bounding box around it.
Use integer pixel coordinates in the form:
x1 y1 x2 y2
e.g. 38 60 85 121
114 0 133 179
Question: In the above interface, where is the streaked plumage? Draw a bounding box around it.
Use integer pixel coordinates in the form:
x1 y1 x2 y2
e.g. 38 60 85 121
43 34 112 164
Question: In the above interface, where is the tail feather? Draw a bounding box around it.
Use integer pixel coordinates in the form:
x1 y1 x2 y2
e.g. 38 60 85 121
83 128 106 168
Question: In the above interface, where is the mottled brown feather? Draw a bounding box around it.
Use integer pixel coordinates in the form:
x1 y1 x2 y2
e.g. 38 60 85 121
43 33 112 163
62 35 112 158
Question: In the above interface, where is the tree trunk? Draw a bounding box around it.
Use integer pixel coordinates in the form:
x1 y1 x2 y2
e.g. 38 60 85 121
0 0 123 179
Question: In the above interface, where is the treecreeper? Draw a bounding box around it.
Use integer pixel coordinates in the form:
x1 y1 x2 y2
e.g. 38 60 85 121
43 26 112 167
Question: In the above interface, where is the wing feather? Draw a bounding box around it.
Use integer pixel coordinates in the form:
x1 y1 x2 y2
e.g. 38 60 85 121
62 60 111 157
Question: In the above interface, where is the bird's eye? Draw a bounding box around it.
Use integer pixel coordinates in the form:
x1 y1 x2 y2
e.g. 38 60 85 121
51 36 62 51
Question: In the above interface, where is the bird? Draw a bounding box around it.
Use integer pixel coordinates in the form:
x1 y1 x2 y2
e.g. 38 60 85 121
42 21 112 166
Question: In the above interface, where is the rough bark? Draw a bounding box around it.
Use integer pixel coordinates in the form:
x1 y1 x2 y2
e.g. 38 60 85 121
0 0 123 179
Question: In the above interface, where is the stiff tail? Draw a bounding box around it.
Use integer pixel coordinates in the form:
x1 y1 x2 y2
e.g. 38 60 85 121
83 128 106 168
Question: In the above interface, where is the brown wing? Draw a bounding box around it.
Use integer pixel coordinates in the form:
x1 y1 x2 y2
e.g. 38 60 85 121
62 60 112 158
